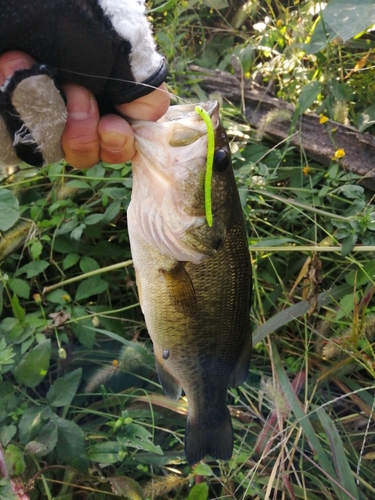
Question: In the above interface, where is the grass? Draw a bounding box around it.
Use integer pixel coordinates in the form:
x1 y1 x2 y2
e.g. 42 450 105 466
1 0 375 499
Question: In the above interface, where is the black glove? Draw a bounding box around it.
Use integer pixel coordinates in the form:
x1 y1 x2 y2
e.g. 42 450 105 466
0 0 168 167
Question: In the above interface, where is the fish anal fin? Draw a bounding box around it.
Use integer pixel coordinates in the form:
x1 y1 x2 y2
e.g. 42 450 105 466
229 330 252 387
184 408 233 465
160 262 197 315
155 357 182 401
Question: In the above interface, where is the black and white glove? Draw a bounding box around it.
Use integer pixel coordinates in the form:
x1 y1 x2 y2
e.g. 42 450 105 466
0 0 168 167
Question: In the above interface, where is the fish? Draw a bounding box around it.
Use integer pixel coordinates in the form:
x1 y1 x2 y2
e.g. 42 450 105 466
128 100 252 465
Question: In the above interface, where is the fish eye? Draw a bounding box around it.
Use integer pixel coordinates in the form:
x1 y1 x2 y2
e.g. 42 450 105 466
213 149 230 173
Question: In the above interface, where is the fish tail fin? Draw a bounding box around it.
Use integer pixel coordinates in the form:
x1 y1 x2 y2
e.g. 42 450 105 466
184 409 233 465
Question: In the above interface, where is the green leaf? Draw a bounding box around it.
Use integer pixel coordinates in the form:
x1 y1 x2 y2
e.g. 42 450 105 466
46 288 71 304
14 260 49 278
65 180 91 189
63 253 80 270
0 425 16 447
30 240 43 259
70 307 96 348
0 189 19 231
297 81 323 115
187 483 209 500
341 233 357 256
25 421 58 458
79 256 99 273
101 200 121 224
334 185 364 200
84 213 104 225
0 382 17 422
71 223 86 241
75 276 108 301
86 163 105 186
10 294 25 322
4 444 25 477
306 0 375 54
56 219 79 235
0 338 16 371
108 476 146 500
87 441 121 464
8 278 30 299
19 406 51 445
192 463 213 476
46 368 82 407
322 0 375 43
54 416 88 472
13 340 51 388
118 423 163 455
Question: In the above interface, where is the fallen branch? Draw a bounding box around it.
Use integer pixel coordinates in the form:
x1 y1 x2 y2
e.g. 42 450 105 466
191 66 375 190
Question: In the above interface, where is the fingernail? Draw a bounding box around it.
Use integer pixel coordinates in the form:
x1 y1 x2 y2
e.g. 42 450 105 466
101 132 126 152
66 87 92 120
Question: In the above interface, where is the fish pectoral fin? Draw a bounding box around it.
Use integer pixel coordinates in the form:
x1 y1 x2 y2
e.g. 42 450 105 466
160 262 197 315
229 329 252 387
155 357 182 400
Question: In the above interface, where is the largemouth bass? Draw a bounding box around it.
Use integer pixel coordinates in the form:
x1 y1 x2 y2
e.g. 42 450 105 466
128 101 252 464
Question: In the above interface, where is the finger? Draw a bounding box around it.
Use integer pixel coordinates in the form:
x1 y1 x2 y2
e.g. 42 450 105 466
98 114 135 164
117 83 170 121
0 51 35 85
61 85 101 169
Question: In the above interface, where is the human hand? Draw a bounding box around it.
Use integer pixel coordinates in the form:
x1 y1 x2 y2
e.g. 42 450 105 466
0 51 170 169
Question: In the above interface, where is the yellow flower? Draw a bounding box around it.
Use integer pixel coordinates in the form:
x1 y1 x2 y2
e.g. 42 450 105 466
62 294 71 303
303 165 311 176
112 359 119 367
276 20 283 28
319 115 329 124
332 149 345 160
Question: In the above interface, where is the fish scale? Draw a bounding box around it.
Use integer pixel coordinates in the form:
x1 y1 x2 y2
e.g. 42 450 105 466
128 101 252 464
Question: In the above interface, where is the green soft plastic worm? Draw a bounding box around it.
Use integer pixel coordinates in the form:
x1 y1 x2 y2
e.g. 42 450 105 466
195 105 214 227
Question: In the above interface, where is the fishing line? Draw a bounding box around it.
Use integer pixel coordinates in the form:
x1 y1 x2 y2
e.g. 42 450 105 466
195 105 214 227
57 67 191 103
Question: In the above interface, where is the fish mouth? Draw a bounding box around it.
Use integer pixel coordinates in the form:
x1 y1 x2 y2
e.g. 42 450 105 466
129 100 226 264
160 100 220 148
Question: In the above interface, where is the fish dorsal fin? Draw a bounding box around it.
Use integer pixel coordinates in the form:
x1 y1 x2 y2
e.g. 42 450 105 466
160 262 197 316
229 329 252 387
155 357 182 400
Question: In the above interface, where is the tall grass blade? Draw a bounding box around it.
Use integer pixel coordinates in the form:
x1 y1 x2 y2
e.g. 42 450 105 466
272 345 357 500
316 407 360 500
253 284 352 344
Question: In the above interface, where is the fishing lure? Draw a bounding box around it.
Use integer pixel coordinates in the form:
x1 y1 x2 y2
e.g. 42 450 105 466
195 105 214 227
